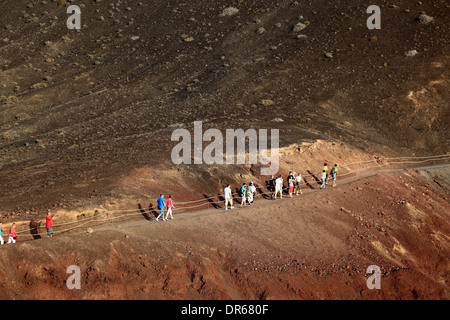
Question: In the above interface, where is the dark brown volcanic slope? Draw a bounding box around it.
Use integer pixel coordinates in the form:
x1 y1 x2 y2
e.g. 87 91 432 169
0 0 449 213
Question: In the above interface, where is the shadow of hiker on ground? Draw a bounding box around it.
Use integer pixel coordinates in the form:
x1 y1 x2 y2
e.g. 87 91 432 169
203 194 220 209
257 184 271 200
29 220 41 239
138 203 153 221
307 170 321 188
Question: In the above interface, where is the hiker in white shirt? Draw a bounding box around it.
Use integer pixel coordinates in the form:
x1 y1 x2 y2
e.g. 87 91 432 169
224 184 234 210
247 182 256 204
274 175 283 199
295 172 302 195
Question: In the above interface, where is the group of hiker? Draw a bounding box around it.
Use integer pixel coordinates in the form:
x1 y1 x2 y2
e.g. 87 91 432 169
0 211 57 245
154 194 175 222
320 163 338 189
0 164 339 240
224 163 338 210
223 182 257 209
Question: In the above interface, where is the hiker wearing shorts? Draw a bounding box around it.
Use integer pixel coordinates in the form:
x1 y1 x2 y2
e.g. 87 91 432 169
165 195 175 219
246 182 254 205
295 172 302 195
274 175 283 199
156 194 166 221
224 184 234 210
331 164 338 187
239 183 247 207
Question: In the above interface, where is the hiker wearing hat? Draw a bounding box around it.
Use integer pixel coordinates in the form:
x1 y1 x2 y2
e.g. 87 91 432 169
247 182 256 204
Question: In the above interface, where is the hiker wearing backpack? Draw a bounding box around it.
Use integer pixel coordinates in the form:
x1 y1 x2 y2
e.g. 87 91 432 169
331 164 338 187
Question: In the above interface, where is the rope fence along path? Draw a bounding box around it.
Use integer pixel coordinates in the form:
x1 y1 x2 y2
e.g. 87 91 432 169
11 153 450 239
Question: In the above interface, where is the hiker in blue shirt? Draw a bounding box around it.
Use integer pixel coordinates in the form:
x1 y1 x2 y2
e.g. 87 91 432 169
156 194 166 221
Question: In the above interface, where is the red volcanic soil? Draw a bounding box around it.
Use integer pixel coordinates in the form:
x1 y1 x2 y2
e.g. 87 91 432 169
0 162 448 300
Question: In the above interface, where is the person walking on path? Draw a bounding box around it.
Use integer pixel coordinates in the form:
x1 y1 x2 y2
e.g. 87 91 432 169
268 175 275 193
320 163 328 189
224 184 234 210
295 172 303 195
7 223 17 244
0 223 4 245
46 211 58 238
331 164 338 187
239 183 247 207
288 172 295 198
274 175 283 199
156 194 166 221
165 195 175 220
248 182 256 204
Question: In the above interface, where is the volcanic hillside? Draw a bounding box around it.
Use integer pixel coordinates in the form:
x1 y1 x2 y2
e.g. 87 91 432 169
0 0 449 214
0 0 449 301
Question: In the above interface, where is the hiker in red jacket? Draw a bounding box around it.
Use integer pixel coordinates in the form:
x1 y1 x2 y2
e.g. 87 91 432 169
46 211 58 238
7 223 17 244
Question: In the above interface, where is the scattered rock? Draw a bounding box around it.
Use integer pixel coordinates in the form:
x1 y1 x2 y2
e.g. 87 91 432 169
67 144 79 150
219 7 239 17
6 96 19 104
31 82 48 89
261 99 275 106
293 22 307 32
15 113 31 121
404 49 418 57
256 27 266 34
418 14 434 24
